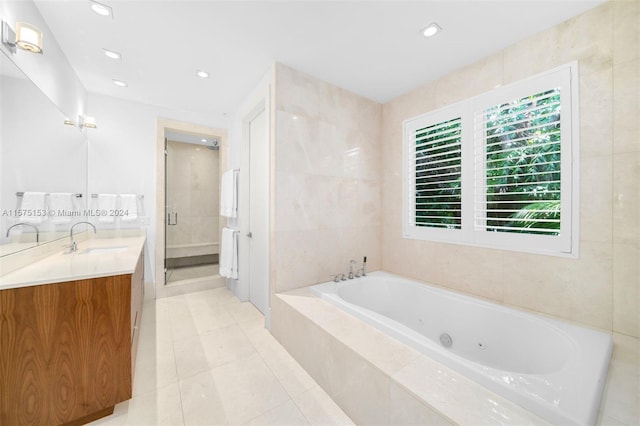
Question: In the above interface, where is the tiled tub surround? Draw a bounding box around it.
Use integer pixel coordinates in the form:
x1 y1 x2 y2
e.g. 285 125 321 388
310 273 612 426
272 288 548 426
272 286 637 426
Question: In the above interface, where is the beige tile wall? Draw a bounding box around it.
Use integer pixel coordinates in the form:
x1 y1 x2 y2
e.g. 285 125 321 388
382 1 639 336
272 63 383 293
166 141 220 252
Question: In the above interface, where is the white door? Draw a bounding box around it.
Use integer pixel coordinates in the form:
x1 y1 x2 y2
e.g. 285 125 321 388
248 110 268 314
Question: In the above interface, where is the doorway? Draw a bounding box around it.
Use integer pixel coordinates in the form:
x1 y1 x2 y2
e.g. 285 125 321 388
165 130 220 285
238 94 270 319
247 109 268 313
155 119 227 299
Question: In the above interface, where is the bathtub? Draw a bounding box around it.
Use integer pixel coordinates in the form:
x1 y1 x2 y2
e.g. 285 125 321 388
311 271 613 426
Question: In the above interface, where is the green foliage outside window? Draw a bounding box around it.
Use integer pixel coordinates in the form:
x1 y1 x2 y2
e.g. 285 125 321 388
414 89 562 235
484 89 561 235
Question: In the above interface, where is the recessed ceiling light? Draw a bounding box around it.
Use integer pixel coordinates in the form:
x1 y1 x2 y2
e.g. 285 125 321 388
112 79 128 87
90 0 113 17
201 138 207 143
196 70 209 78
103 48 121 60
421 22 442 38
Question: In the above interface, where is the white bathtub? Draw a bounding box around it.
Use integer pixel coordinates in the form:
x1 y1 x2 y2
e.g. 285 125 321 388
311 271 613 426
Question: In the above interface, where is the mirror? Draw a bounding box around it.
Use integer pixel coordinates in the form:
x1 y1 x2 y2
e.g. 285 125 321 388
0 51 87 257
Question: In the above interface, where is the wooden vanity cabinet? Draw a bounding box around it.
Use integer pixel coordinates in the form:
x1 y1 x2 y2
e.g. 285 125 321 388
0 252 144 426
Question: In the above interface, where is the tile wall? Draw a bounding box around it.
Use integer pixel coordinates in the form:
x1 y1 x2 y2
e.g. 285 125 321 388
272 63 383 294
166 140 220 257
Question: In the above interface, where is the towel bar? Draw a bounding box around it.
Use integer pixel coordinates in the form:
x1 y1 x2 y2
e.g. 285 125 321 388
16 192 82 198
91 194 144 199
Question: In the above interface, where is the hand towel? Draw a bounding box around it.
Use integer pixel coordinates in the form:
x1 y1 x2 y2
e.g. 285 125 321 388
220 169 238 218
97 193 117 223
49 193 74 224
20 192 47 223
119 194 138 222
219 227 239 279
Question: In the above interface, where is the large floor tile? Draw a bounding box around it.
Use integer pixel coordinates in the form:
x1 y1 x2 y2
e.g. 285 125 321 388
223 300 266 324
133 304 179 396
88 287 351 426
239 315 278 350
180 353 291 425
243 400 309 426
174 324 256 380
293 386 355 426
166 295 202 340
257 337 318 399
89 383 184 426
191 301 237 336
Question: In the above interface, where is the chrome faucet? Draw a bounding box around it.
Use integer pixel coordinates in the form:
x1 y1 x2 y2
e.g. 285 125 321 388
68 221 96 252
6 223 40 243
348 259 356 279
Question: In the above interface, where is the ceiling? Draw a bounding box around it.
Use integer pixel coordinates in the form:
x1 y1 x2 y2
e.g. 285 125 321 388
34 0 605 120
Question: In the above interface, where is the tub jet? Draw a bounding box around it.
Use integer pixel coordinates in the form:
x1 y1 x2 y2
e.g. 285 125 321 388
440 333 453 348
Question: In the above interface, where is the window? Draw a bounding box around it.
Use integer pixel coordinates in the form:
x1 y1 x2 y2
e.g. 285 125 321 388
403 63 578 256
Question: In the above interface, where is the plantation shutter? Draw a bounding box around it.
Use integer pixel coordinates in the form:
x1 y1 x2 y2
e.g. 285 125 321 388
474 88 562 235
403 63 576 256
472 66 575 253
404 103 469 243
413 117 462 229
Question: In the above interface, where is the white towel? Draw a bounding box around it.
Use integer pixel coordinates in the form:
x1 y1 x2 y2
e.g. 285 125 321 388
220 169 238 218
219 227 238 279
119 194 138 222
20 192 47 223
97 193 117 223
49 193 74 224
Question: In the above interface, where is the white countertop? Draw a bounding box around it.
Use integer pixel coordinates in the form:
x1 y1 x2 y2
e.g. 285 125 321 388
0 235 146 290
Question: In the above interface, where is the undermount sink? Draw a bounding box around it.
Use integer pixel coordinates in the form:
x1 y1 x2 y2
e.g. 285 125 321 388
81 246 128 255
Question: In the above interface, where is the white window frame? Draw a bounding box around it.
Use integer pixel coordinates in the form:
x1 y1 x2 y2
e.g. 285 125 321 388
403 62 579 257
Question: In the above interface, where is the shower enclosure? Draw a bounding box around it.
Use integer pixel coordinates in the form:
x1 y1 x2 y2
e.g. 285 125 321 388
164 131 220 284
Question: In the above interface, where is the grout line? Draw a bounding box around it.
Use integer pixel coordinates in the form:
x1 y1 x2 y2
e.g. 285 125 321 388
163 295 189 426
240 398 309 426
289 386 319 426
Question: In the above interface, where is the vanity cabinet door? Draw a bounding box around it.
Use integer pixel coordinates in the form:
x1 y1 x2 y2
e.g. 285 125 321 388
0 276 132 425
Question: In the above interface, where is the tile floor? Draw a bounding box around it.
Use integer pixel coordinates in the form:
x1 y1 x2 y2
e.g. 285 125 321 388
90 287 354 426
166 264 219 284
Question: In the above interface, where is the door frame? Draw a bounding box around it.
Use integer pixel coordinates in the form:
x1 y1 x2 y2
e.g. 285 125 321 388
155 118 227 299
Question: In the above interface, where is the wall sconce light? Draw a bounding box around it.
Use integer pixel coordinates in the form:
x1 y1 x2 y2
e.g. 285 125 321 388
79 115 97 129
1 21 43 54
